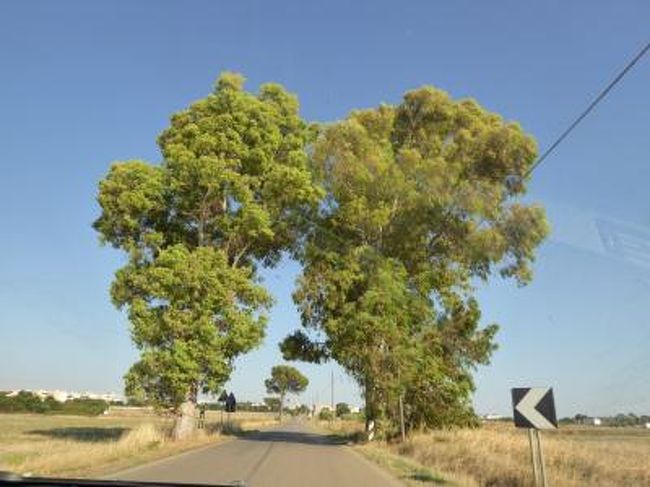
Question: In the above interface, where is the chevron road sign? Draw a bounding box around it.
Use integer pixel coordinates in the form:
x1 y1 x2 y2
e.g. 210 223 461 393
512 387 557 486
511 387 557 429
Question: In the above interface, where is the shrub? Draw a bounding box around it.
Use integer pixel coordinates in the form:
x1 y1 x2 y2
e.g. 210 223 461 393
57 399 108 416
0 392 108 416
335 402 350 417
319 409 333 421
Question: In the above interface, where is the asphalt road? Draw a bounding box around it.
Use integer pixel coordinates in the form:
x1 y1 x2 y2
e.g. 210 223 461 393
110 421 404 487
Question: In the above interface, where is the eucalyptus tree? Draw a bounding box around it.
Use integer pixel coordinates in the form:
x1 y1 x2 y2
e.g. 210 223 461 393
94 73 320 439
282 87 549 436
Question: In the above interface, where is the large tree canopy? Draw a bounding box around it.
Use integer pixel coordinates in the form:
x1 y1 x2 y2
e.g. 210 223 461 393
281 87 549 435
94 73 320 439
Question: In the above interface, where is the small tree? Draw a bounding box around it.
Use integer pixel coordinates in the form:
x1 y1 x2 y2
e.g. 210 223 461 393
263 397 281 412
336 402 351 417
296 404 310 416
264 365 308 422
319 409 333 421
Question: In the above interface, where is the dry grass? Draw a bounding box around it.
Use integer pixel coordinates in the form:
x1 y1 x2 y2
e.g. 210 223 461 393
328 420 650 486
0 411 276 478
397 422 650 486
203 410 277 429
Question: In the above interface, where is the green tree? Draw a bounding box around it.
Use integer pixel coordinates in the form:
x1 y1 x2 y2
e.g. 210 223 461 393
296 404 310 416
281 86 549 437
264 365 309 422
94 72 320 439
318 408 333 421
574 413 588 424
336 402 351 417
263 396 281 412
0 391 45 413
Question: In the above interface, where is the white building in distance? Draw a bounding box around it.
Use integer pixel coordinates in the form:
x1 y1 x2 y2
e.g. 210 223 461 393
6 389 122 403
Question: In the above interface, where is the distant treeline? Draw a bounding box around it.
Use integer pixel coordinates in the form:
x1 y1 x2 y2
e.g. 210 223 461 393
0 391 108 416
561 413 650 427
204 400 270 412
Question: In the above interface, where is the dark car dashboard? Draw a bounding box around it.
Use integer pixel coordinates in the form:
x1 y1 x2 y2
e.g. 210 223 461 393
0 474 244 487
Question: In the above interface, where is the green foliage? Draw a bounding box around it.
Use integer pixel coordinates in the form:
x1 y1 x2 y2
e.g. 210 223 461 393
606 413 650 427
56 399 109 416
282 86 549 434
295 404 310 415
0 391 46 413
564 413 650 427
118 244 271 407
264 365 308 420
318 409 333 421
336 402 351 417
263 397 281 412
95 74 548 437
0 392 108 416
264 365 309 397
340 411 365 422
94 73 320 415
204 401 269 412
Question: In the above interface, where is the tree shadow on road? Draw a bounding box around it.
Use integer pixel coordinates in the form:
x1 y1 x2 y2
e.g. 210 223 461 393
236 429 347 446
205 422 250 437
326 430 367 445
28 427 129 442
405 471 447 484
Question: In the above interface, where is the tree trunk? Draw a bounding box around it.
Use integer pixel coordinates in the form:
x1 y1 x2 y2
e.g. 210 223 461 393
399 394 406 442
364 378 377 441
172 400 197 440
279 393 285 423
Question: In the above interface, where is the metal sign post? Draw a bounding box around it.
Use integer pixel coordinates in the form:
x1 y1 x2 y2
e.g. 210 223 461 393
218 390 228 429
222 392 237 430
512 387 557 487
399 394 406 442
527 428 549 486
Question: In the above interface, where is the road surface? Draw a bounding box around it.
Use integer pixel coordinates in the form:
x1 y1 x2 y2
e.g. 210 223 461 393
110 421 404 487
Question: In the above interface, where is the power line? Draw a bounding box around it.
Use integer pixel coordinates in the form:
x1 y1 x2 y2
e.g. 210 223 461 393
297 40 650 242
524 40 650 178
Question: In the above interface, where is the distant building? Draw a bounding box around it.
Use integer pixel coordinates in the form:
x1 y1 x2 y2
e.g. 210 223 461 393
49 390 69 402
579 416 602 426
6 389 122 403
483 414 505 421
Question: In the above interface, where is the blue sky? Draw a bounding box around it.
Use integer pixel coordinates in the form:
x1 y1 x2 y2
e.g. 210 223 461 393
1 1 649 417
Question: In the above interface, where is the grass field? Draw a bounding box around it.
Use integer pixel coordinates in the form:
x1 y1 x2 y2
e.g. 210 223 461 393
327 420 650 486
0 410 275 478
